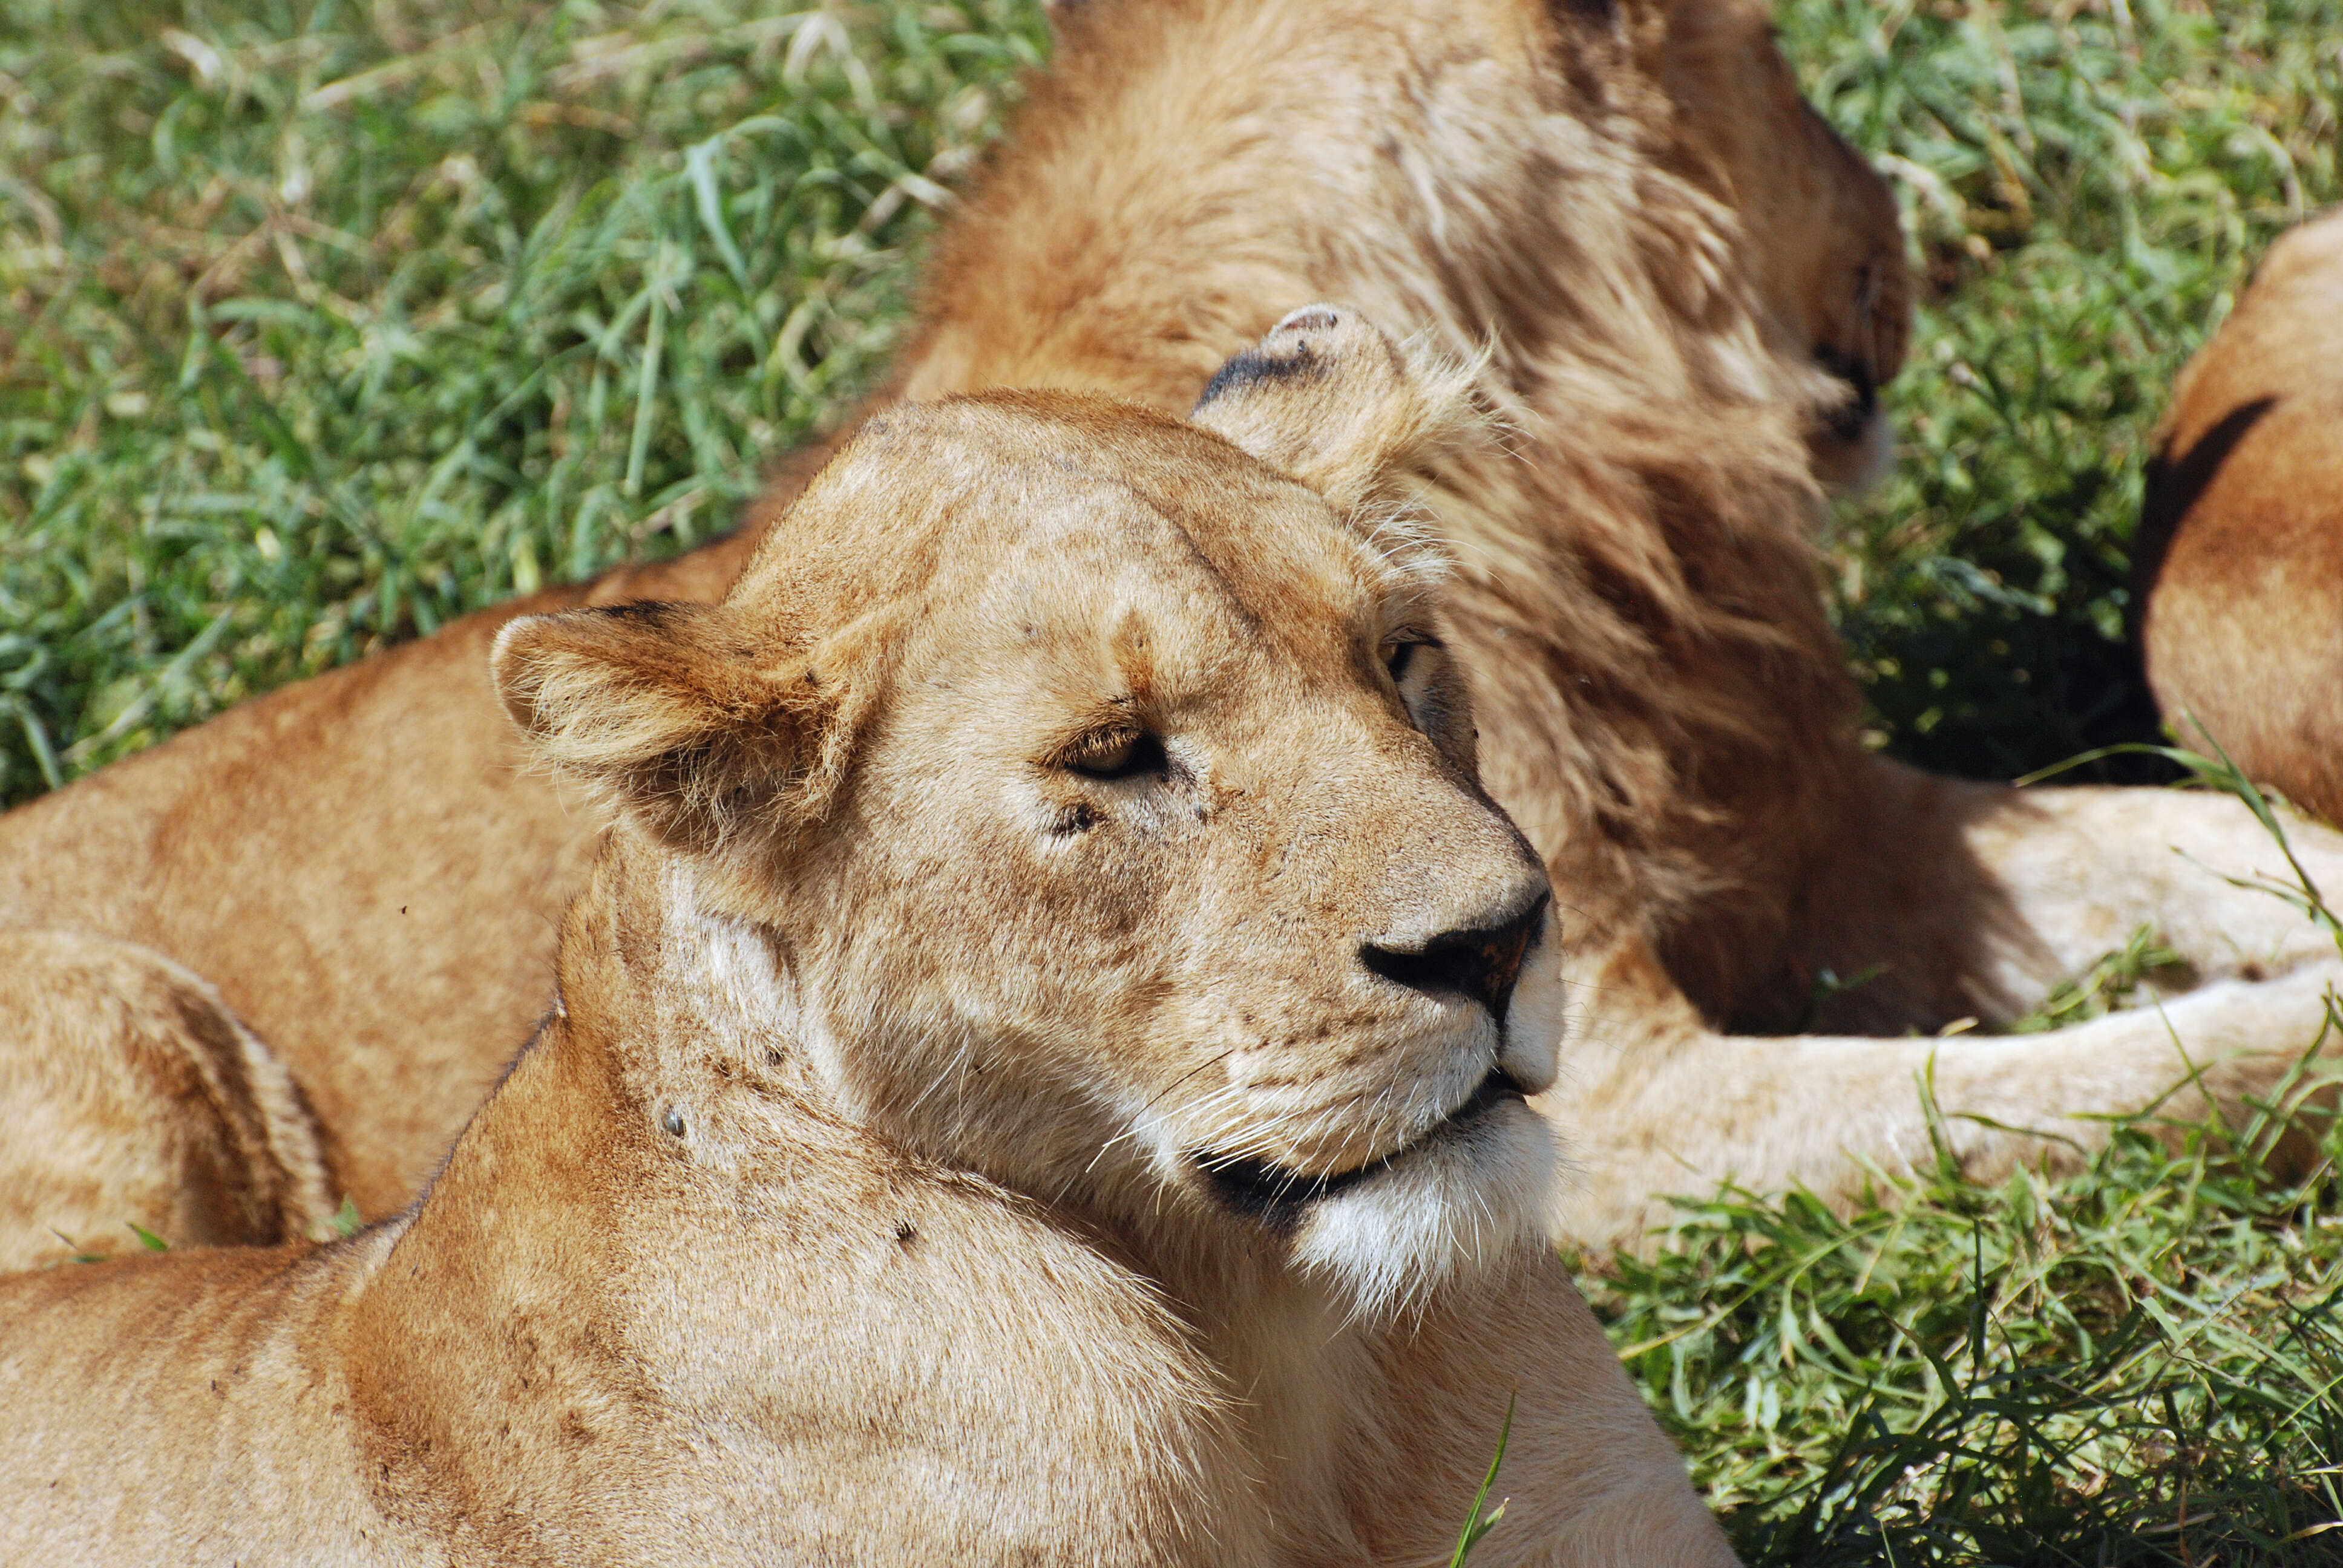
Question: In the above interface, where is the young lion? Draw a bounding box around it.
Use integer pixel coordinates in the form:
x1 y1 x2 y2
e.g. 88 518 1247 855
0 0 1919 1261
0 319 1737 1568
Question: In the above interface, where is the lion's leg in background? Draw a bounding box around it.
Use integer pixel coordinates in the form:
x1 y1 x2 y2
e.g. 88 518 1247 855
1548 936 2341 1251
1781 754 2343 1035
1948 773 2343 985
0 930 342 1272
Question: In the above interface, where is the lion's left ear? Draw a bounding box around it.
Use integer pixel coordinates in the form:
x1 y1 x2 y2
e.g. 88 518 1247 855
1190 305 1483 517
491 602 843 855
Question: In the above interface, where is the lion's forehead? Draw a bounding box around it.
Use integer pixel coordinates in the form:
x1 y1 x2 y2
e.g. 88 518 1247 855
942 466 1383 667
812 399 1425 707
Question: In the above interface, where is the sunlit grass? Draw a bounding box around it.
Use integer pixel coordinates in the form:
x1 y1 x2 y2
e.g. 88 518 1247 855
1594 742 2343 1563
1792 0 2343 780
1596 1105 2343 1563
5 1 2341 1558
0 0 1042 797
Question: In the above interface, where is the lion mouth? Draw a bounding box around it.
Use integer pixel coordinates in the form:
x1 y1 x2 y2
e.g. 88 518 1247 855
1195 1068 1525 1230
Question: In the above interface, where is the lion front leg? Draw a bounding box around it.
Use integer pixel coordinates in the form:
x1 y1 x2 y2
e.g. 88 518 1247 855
0 930 344 1270
1951 772 2343 994
1784 755 2343 1035
1548 936 2341 1252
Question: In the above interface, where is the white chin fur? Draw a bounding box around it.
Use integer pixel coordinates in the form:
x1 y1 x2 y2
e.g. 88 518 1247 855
1290 1100 1561 1322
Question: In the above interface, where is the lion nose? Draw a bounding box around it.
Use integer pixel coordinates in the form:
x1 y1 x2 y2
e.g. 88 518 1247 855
1359 892 1548 1022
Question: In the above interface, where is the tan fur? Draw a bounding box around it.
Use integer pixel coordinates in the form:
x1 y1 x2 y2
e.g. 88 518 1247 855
3 0 2339 1264
1658 0 1910 494
2137 206 2343 826
0 338 1736 1567
0 930 341 1265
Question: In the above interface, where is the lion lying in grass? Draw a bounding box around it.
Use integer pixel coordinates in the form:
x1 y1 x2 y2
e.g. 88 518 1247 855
0 0 1918 1260
2 0 2339 1266
0 318 1738 1568
2137 205 2343 828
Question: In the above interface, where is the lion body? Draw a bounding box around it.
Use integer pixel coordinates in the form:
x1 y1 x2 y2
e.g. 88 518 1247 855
2137 206 2343 826
0 1016 1276 1567
0 537 756 1232
2 0 2341 1267
0 1019 1280 1567
0 357 1735 1566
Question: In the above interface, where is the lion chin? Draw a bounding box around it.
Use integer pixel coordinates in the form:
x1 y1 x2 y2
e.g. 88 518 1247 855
1283 1094 1564 1321
1173 1010 1572 1321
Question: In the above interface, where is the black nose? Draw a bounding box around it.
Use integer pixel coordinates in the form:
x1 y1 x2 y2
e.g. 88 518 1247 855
1360 893 1548 1022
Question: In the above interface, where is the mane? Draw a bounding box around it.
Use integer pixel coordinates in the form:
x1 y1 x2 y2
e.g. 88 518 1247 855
899 0 1861 1022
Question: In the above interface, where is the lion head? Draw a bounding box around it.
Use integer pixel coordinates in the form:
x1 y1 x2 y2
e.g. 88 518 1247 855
494 307 1567 1316
1662 0 1913 492
904 0 1911 497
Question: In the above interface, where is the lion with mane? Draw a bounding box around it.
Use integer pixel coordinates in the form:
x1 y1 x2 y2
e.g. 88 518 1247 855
1 0 2338 1265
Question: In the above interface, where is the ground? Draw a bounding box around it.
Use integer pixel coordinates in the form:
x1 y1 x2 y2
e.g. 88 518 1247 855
2 0 2340 1560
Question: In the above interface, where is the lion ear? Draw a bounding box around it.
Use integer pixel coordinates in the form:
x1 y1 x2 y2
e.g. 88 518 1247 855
491 603 828 854
1189 305 1483 517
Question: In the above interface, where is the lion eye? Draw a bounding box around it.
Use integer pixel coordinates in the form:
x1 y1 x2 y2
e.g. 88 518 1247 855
1062 729 1169 782
1381 635 1435 684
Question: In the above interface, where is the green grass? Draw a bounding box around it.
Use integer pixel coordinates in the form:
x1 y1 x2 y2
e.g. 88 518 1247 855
0 0 1043 797
6 0 2342 1560
1795 0 2343 780
1588 750 2343 1563
1593 1103 2343 1563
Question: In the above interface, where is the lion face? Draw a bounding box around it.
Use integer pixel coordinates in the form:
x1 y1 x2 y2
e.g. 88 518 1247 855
1663 0 1913 492
1763 101 1912 496
496 309 1567 1315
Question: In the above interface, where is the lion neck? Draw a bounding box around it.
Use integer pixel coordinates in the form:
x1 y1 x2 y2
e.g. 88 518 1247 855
338 975 638 1508
359 827 1459 1530
339 838 831 1485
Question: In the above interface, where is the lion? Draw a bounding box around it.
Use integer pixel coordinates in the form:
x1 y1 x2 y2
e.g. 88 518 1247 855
0 0 1921 1263
0 930 341 1259
2135 205 2343 827
902 0 2343 1246
3 0 2338 1267
0 319 1740 1568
